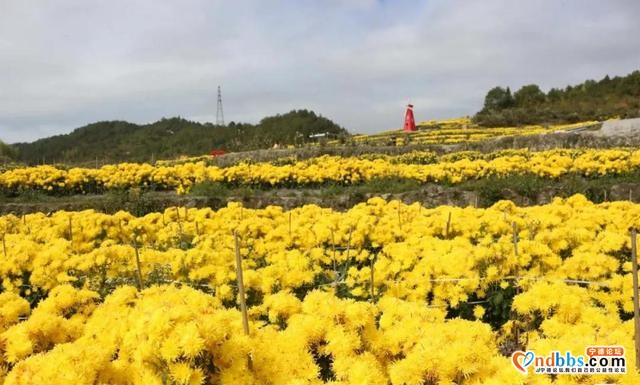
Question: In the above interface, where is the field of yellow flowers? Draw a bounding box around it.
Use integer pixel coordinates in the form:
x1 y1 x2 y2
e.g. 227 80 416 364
350 118 597 146
1 148 638 195
0 196 639 384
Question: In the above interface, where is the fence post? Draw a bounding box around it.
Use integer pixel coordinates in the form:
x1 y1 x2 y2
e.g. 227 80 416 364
445 212 452 238
631 228 640 371
234 231 250 335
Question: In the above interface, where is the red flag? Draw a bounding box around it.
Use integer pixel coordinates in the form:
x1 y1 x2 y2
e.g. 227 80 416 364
403 104 416 132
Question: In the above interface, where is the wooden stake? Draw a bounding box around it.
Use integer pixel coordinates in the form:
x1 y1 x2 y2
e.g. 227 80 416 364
2 233 6 257
631 228 640 371
474 194 479 208
370 255 375 302
234 231 250 335
175 207 184 242
528 222 536 241
288 211 292 240
630 189 633 202
133 243 144 291
512 221 520 347
604 190 608 202
118 219 124 243
445 212 452 238
345 226 353 261
68 216 73 242
512 222 519 257
331 229 338 289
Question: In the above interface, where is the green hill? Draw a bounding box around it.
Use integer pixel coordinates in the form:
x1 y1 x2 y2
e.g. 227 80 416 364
474 69 640 126
14 110 348 165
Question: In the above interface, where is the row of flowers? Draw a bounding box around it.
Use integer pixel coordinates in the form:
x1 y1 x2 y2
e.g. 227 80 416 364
1 148 637 194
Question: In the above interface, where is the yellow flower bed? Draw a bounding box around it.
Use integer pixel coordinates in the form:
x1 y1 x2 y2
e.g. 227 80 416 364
0 196 639 384
1 148 638 194
353 118 597 145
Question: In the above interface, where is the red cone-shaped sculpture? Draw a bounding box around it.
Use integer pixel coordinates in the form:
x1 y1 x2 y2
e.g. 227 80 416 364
403 104 416 132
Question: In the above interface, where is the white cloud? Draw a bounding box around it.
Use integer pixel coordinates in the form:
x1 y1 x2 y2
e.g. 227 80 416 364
1 0 639 143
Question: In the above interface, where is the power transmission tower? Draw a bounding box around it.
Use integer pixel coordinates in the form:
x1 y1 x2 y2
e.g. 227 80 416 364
216 85 225 126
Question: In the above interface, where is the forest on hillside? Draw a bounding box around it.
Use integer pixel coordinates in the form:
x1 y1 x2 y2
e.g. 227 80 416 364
12 110 348 165
0 140 17 164
474 70 640 126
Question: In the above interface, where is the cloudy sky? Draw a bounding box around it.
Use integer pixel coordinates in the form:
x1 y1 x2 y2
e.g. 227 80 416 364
1 0 639 143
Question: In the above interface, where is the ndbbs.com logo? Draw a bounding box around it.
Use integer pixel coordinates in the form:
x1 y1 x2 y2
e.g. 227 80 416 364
511 346 626 375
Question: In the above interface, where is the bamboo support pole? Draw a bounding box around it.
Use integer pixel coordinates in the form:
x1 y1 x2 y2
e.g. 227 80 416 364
445 212 452 238
512 222 519 257
345 226 353 261
512 221 521 346
331 229 338 288
370 255 375 302
133 242 144 291
68 216 73 242
234 231 250 336
631 228 640 371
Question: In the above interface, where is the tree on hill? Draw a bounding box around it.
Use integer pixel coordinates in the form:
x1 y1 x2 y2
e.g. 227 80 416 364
513 84 545 107
483 87 515 110
474 69 640 126
0 140 16 162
